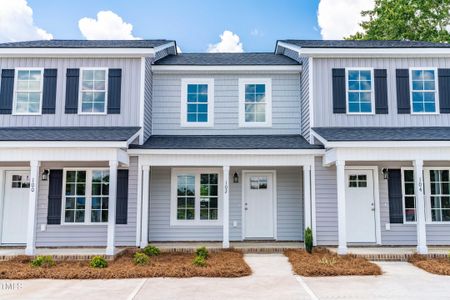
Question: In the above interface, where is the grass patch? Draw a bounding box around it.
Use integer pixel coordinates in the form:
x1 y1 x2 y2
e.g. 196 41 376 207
0 249 251 279
409 254 450 275
284 248 382 276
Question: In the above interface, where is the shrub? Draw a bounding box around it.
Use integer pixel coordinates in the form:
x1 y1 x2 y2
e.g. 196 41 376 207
30 256 55 268
143 245 160 256
192 255 206 267
304 227 313 254
195 246 208 259
90 256 108 268
133 252 150 266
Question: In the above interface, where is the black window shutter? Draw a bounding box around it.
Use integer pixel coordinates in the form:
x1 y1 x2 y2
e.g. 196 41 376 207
47 170 63 225
396 69 410 114
42 69 57 114
0 69 15 114
387 169 404 224
116 169 129 224
374 69 388 114
107 68 122 114
65 68 79 114
438 69 450 113
332 68 346 113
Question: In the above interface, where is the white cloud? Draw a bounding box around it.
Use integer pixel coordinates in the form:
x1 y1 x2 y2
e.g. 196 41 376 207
79 11 140 40
207 30 244 53
317 0 374 39
0 0 53 42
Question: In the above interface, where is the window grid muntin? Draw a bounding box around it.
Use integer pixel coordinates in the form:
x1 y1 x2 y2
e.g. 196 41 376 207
347 69 373 114
402 169 416 222
11 174 30 188
200 174 218 220
176 175 196 220
244 84 266 123
80 69 107 114
64 170 86 223
91 170 109 223
14 69 43 114
186 84 208 123
348 174 367 188
429 170 450 222
411 69 437 113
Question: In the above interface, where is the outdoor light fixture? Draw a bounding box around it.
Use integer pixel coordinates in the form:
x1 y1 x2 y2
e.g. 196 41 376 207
233 172 239 183
41 169 50 181
381 168 388 180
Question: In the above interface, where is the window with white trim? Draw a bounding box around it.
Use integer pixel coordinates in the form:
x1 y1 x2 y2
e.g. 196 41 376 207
239 78 272 127
401 169 416 222
13 69 43 114
410 68 438 113
346 69 373 114
180 79 214 127
429 169 450 222
171 169 221 225
63 169 109 224
79 68 108 114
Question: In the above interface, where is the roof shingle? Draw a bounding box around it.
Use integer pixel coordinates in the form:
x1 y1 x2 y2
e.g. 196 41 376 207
280 40 450 48
0 40 172 48
155 53 299 65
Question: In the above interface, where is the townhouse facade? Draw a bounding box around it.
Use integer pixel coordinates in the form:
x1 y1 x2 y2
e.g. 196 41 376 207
0 39 449 256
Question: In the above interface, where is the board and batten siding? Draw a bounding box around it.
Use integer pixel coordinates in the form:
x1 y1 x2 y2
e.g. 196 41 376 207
35 157 138 247
148 167 304 241
312 57 450 127
151 73 301 135
0 57 142 127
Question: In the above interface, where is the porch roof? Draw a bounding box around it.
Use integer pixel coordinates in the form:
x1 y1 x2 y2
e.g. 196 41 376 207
313 127 450 142
130 135 323 150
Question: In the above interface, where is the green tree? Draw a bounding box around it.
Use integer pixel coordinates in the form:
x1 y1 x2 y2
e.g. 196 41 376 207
347 0 450 42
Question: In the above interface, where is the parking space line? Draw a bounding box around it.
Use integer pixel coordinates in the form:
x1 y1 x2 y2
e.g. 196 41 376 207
126 278 147 300
295 276 319 300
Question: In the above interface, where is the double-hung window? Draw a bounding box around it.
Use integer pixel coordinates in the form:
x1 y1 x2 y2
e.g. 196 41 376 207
410 68 438 114
79 68 108 114
13 68 43 115
346 69 374 114
171 169 221 225
401 169 416 223
181 79 214 127
427 169 450 222
63 169 109 224
239 78 272 127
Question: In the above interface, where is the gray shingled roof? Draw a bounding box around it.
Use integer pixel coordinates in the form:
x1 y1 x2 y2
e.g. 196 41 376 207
154 53 299 65
313 127 450 142
280 40 450 48
0 40 172 48
0 127 140 141
130 135 322 149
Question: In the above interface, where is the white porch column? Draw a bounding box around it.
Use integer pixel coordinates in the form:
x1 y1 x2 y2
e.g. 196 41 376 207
336 160 347 255
25 160 40 255
140 165 150 248
222 166 230 248
106 160 118 255
303 165 312 230
414 159 428 254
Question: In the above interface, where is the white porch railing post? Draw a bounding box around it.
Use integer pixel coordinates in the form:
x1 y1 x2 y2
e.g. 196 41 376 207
303 165 312 230
336 160 347 255
140 165 150 248
414 159 428 254
25 160 40 255
106 160 118 256
223 166 230 248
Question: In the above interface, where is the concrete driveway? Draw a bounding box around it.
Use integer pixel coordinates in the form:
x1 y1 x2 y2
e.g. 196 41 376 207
1 254 450 300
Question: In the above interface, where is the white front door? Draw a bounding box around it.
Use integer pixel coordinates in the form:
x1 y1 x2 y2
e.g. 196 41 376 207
244 172 275 239
1 171 30 244
345 169 376 243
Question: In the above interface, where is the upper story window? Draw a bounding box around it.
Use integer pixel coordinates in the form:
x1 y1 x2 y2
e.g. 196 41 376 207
239 78 272 127
346 69 374 114
410 68 438 114
13 68 43 115
79 68 108 114
181 79 214 127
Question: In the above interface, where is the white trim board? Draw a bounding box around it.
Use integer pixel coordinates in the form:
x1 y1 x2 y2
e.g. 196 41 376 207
152 65 302 73
238 78 272 128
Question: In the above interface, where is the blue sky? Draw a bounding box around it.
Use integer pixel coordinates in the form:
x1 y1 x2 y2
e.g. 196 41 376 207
26 0 321 52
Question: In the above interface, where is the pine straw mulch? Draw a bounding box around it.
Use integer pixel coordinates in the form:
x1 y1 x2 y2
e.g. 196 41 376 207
284 248 382 276
409 254 450 275
0 249 251 279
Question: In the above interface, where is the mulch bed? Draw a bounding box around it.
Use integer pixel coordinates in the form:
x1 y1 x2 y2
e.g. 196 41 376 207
284 248 382 276
409 254 450 275
0 249 251 279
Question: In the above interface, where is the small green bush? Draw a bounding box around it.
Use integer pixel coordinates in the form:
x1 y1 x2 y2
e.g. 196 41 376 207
30 256 55 268
195 246 208 259
90 256 108 268
143 245 160 256
304 227 313 254
192 255 206 267
133 252 150 266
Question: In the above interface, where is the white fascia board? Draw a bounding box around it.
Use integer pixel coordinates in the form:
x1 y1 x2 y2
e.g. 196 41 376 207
127 148 324 155
0 141 128 148
0 48 157 58
325 140 450 148
153 41 176 54
151 65 302 73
